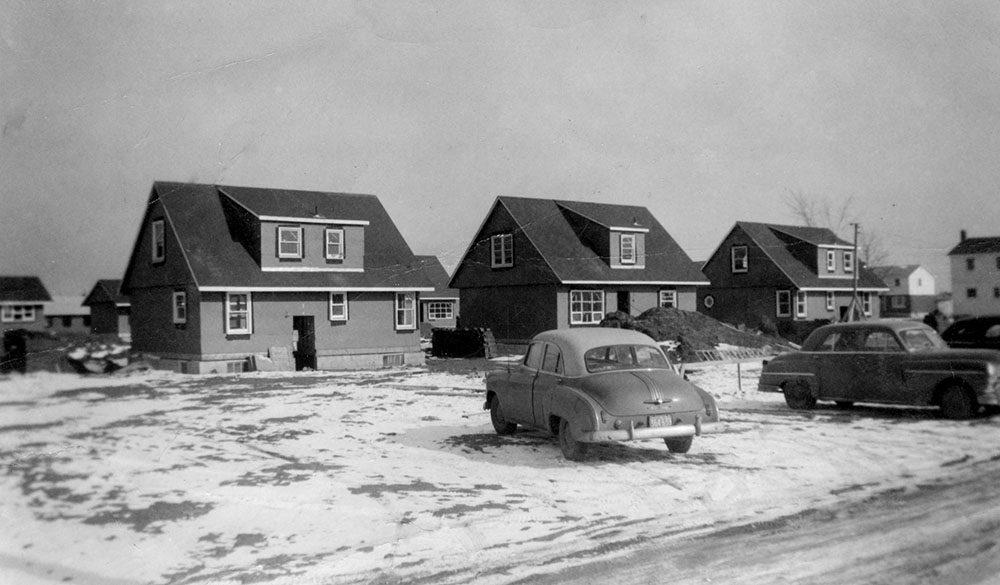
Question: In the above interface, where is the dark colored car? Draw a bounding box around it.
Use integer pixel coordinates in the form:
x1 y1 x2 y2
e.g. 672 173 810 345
942 316 1000 352
484 328 720 461
759 320 1000 419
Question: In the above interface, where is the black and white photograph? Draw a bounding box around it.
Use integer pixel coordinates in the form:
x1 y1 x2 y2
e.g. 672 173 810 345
2 2 999 584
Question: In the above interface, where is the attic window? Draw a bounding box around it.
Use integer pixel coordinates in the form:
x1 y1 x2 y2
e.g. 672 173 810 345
826 250 835 272
731 246 748 273
620 234 636 264
277 226 302 259
151 219 165 263
325 228 345 260
844 251 854 273
491 233 513 268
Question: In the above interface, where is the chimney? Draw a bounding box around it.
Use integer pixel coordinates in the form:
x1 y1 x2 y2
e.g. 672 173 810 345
960 229 967 242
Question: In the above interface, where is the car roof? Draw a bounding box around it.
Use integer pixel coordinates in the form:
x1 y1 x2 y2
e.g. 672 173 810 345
533 328 657 353
813 319 929 333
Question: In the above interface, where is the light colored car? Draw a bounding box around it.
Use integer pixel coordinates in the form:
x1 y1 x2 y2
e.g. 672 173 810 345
759 320 1000 419
484 328 720 461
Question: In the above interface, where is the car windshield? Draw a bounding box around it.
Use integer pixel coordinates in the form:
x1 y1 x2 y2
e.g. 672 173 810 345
584 344 669 372
899 328 946 352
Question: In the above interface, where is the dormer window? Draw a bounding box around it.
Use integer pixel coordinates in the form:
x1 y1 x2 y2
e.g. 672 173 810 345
731 246 748 273
844 251 854 273
277 226 302 259
491 233 513 268
826 250 835 272
151 219 165 263
620 233 636 264
325 228 344 260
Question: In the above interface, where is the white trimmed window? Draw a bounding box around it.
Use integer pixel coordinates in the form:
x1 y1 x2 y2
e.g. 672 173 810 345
731 246 748 273
427 301 453 320
395 292 416 330
491 233 513 268
329 292 348 321
862 292 872 316
172 291 187 324
795 291 807 319
325 228 345 260
825 291 835 311
277 226 302 259
151 219 165 263
620 234 636 264
225 292 252 335
658 290 677 308
826 250 835 272
570 290 604 325
891 295 907 309
776 290 791 317
1 305 36 323
844 250 854 273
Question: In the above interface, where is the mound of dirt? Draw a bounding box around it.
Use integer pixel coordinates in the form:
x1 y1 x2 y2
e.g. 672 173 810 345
600 307 792 361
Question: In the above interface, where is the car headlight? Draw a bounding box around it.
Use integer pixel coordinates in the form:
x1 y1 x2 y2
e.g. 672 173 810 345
988 362 998 379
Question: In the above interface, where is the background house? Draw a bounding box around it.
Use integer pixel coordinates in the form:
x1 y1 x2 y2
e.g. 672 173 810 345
414 255 459 335
44 295 91 335
699 222 888 340
870 265 937 318
948 230 1000 318
121 182 432 373
450 196 707 345
0 276 52 333
83 279 131 339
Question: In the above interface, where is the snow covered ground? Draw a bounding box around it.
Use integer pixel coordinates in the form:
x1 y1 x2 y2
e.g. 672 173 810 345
0 359 997 584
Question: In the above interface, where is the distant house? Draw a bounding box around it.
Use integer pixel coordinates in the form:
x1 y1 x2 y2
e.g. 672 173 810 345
699 222 888 339
449 196 707 344
870 265 936 318
121 182 433 373
83 279 131 338
948 230 1000 317
0 276 52 332
44 296 91 335
414 255 459 335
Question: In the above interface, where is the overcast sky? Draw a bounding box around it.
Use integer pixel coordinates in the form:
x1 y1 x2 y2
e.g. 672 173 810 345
2 1 998 296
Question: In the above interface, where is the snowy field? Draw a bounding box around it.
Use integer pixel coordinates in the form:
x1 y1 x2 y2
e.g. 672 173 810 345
1 359 998 584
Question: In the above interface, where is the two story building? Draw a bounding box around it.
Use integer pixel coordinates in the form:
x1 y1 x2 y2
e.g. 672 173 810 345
699 222 887 339
948 230 1000 317
0 276 52 333
449 196 708 344
121 182 432 373
870 265 936 318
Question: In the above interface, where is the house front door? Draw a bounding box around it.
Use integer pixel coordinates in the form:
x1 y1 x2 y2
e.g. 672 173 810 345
617 292 630 315
292 316 316 370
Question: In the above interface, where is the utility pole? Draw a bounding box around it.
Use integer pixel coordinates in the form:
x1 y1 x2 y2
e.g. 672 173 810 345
848 222 861 322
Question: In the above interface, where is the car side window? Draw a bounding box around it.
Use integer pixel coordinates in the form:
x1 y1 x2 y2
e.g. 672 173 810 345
862 330 903 352
541 344 562 374
986 325 1000 339
815 333 840 352
524 342 544 370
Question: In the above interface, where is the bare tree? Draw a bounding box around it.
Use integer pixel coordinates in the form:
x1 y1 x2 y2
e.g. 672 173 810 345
784 188 889 267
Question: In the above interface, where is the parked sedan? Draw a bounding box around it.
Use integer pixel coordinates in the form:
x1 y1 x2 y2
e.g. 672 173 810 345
485 328 720 461
942 316 1000 352
759 320 1000 419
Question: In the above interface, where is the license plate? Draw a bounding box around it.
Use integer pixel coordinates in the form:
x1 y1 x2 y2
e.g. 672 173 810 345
649 414 672 428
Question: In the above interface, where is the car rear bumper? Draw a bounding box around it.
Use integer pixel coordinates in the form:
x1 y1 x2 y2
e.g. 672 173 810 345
584 416 721 443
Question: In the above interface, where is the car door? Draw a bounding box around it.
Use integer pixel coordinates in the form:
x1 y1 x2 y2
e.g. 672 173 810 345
532 342 564 427
505 341 543 424
814 330 864 401
854 328 908 403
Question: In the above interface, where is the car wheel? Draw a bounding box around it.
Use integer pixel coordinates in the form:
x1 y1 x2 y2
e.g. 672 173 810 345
664 436 693 454
784 381 816 411
489 395 517 435
939 384 977 420
558 418 589 461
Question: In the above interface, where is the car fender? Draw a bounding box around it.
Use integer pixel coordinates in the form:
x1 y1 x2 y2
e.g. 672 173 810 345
543 385 600 438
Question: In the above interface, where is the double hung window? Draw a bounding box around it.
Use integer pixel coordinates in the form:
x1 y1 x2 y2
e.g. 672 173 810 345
277 226 302 259
172 291 187 324
491 233 513 268
225 292 252 334
325 228 344 260
329 292 348 321
795 291 807 318
776 290 791 317
620 234 636 264
151 219 165 263
395 293 416 330
658 290 677 308
731 246 748 273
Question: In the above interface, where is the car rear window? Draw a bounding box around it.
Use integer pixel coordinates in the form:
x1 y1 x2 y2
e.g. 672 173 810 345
584 345 669 372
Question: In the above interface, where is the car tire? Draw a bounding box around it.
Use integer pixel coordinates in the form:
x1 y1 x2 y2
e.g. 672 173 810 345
939 384 977 420
664 436 693 454
558 418 589 461
490 395 517 435
784 381 817 411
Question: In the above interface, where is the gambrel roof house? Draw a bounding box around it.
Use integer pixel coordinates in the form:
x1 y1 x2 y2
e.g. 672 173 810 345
948 230 1000 317
83 279 131 338
0 276 52 332
450 196 707 344
699 222 888 339
121 182 432 373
